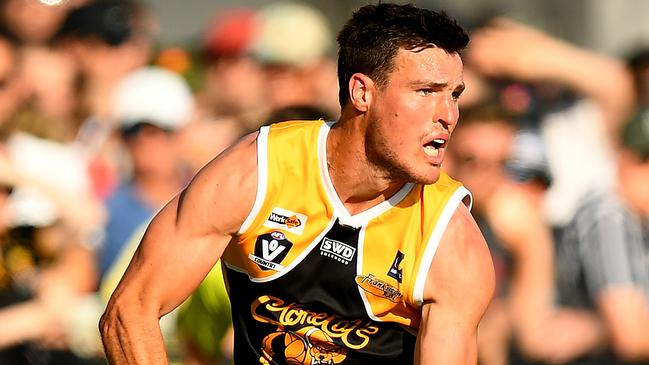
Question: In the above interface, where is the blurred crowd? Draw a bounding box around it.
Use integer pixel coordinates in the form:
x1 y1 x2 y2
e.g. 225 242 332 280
0 0 647 365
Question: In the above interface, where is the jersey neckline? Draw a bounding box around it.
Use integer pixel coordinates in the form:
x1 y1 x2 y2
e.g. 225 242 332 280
318 121 414 228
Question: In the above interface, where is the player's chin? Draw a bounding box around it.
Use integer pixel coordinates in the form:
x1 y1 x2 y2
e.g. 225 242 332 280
408 166 441 185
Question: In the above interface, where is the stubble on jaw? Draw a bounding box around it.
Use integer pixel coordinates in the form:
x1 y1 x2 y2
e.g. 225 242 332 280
363 114 434 185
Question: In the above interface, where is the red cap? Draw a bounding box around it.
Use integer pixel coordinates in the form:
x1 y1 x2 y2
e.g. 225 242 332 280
202 8 258 59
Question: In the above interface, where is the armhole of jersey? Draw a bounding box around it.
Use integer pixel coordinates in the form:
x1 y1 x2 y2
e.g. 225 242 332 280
412 186 472 306
237 126 270 235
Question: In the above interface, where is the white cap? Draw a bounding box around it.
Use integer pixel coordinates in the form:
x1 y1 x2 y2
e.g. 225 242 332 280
8 186 59 227
113 66 194 131
250 2 332 67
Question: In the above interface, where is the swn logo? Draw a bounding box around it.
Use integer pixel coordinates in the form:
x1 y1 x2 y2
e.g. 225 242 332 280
319 238 356 265
249 231 293 271
264 207 308 235
355 274 403 303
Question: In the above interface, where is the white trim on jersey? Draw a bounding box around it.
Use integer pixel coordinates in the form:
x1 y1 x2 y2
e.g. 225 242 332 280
318 122 414 229
356 224 382 322
412 186 472 306
237 126 270 235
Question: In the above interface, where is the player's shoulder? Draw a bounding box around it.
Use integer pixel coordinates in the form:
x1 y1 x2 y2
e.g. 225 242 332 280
425 203 495 304
195 131 259 179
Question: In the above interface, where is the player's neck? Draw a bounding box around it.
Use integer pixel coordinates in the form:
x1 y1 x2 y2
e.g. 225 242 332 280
327 117 406 215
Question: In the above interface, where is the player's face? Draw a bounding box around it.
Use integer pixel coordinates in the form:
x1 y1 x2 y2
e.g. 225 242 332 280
366 47 464 185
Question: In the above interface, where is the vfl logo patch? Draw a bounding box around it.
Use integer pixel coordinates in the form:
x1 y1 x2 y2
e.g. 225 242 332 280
355 274 403 302
387 251 404 283
319 238 356 265
249 231 293 271
264 207 308 235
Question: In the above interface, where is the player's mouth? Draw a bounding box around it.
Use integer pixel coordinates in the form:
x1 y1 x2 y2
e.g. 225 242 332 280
423 136 448 159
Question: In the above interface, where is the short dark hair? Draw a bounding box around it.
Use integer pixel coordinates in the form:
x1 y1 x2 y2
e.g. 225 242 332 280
55 0 140 46
336 3 469 108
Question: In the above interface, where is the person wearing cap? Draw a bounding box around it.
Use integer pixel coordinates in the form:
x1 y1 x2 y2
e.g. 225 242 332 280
250 2 340 124
198 7 266 132
101 3 494 363
99 66 193 280
55 0 155 120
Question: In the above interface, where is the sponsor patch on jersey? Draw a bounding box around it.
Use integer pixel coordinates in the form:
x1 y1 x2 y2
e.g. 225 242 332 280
355 274 403 302
387 250 404 283
263 207 308 235
249 231 293 271
319 237 356 265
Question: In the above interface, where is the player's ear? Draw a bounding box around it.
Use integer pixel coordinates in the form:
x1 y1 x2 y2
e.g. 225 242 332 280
348 73 375 112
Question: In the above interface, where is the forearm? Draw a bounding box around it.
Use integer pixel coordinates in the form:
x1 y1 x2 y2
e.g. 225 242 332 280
515 308 607 363
0 301 52 348
598 287 649 361
100 302 168 364
537 40 634 128
468 19 635 130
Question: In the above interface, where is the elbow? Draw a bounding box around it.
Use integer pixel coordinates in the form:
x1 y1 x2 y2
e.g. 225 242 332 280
99 300 121 341
99 294 148 341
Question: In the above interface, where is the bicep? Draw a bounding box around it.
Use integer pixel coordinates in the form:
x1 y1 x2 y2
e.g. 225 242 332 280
416 204 495 364
108 133 259 316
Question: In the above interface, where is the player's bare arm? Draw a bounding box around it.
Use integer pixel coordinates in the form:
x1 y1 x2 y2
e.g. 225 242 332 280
99 132 259 364
415 203 495 365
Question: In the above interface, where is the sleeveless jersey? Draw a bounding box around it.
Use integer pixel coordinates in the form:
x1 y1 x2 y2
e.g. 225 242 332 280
222 120 472 364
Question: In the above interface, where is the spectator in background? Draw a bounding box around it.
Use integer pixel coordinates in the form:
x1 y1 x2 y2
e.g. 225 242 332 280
552 110 649 364
0 0 81 145
53 0 158 200
466 18 635 228
0 26 103 255
0 36 27 133
99 66 194 279
12 45 79 143
464 19 649 364
197 7 266 132
0 0 73 46
169 8 259 175
445 106 606 365
250 1 339 123
0 145 100 365
55 0 155 120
